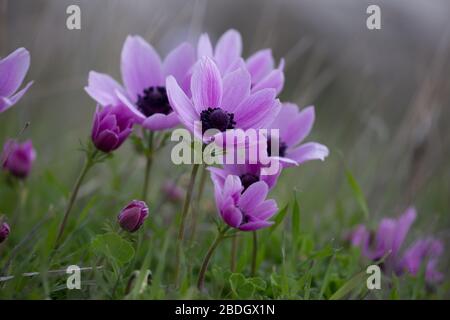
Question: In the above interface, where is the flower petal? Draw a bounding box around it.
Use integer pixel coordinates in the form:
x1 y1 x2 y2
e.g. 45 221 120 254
115 90 146 122
197 33 213 58
121 35 163 102
0 48 30 97
163 42 195 94
234 89 278 130
85 71 125 106
392 207 416 256
166 76 198 130
252 65 285 94
247 199 278 220
221 204 243 228
221 68 251 113
239 219 273 231
142 112 179 131
238 181 268 212
0 81 33 113
191 57 223 112
287 142 329 164
96 129 119 151
246 49 274 85
214 29 242 74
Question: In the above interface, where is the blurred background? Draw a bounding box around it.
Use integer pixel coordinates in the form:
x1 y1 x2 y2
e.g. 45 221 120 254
1 0 450 260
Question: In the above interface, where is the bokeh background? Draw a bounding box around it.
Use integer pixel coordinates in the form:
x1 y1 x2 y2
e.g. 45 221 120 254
1 0 450 289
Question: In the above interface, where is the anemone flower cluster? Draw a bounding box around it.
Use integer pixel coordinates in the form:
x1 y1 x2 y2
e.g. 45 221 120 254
348 207 444 283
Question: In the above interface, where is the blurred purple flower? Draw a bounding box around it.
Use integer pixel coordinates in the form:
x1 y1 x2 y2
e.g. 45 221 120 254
400 238 444 283
86 36 195 131
197 29 285 94
0 48 33 113
211 174 278 231
166 56 280 140
0 222 10 243
348 207 444 283
118 200 149 233
1 139 36 179
91 104 133 153
161 180 184 202
267 103 329 167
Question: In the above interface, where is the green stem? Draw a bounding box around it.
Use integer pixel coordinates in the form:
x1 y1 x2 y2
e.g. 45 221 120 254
251 232 258 277
141 132 154 202
174 163 200 285
197 227 229 291
55 150 98 248
189 164 207 244
230 234 238 272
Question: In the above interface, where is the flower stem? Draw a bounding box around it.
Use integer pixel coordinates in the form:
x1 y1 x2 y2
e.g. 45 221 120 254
197 227 229 291
230 234 238 272
189 164 207 244
251 231 258 277
55 150 98 248
141 132 154 202
174 163 200 285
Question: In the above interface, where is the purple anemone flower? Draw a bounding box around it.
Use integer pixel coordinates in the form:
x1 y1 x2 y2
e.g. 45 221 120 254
209 163 280 192
118 200 149 233
91 104 133 153
85 36 195 131
266 103 329 167
197 29 285 94
166 56 280 141
348 207 445 283
212 174 278 231
400 238 444 283
161 180 184 202
0 222 10 243
0 48 33 113
1 139 36 179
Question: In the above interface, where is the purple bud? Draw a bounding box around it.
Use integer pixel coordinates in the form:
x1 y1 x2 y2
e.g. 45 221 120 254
1 139 36 179
118 200 149 233
91 105 133 153
161 180 184 202
0 222 10 243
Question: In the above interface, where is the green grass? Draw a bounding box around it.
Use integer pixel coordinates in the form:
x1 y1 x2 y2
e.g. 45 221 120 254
0 137 448 300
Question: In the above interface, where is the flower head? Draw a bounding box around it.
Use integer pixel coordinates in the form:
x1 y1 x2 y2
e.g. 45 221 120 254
197 29 285 94
211 174 278 231
161 180 184 202
0 222 10 243
86 36 196 131
166 56 280 140
91 104 133 153
118 200 149 233
0 48 33 113
266 103 329 167
1 139 36 179
348 207 444 283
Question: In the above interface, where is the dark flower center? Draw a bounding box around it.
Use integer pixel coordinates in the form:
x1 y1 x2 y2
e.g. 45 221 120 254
239 173 259 191
136 86 172 117
267 136 287 157
200 108 236 133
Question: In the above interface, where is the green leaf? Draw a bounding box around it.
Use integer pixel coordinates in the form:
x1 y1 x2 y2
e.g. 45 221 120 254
91 233 135 266
346 170 369 220
329 270 366 300
292 195 300 242
269 203 289 234
229 273 255 299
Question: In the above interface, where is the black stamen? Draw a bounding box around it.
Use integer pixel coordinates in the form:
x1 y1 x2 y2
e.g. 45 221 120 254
200 107 235 133
267 136 287 157
239 173 259 191
136 86 172 117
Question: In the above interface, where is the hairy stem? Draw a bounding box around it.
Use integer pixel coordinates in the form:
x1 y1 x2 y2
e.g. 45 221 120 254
189 164 207 244
197 227 229 291
174 163 200 285
55 150 98 248
230 234 238 272
141 132 154 202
